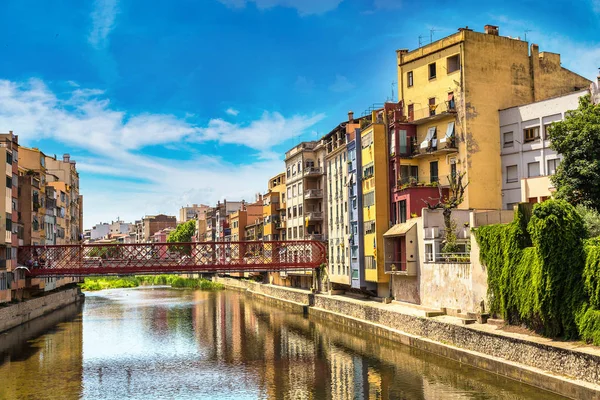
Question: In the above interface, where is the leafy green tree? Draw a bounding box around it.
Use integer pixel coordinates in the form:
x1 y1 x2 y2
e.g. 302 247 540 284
167 220 196 243
576 204 600 238
547 95 600 210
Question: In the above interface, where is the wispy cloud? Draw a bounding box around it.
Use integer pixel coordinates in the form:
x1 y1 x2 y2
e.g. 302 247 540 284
294 76 315 93
88 0 119 48
226 107 239 116
0 79 324 225
217 0 343 16
593 0 600 13
328 74 355 93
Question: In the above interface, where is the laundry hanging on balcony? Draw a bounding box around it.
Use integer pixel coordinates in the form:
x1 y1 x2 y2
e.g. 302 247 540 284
420 127 437 151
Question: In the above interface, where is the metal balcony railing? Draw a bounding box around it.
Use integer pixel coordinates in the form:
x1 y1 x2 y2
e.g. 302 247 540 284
303 167 323 176
306 211 323 220
304 189 323 199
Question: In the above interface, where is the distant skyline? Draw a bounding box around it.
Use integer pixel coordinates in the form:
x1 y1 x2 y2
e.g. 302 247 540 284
0 0 598 227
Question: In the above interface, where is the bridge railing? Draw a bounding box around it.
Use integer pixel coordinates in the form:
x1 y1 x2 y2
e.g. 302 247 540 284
17 240 327 277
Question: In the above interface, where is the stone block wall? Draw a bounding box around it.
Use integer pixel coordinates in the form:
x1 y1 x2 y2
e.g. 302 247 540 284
0 287 83 333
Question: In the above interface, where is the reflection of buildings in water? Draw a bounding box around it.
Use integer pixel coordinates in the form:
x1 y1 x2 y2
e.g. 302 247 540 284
327 344 357 400
0 303 83 399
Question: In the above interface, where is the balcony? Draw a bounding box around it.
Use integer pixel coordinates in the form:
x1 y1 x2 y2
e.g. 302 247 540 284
408 100 457 125
390 141 418 159
304 189 323 199
384 260 417 276
307 234 325 241
306 211 323 221
303 167 323 177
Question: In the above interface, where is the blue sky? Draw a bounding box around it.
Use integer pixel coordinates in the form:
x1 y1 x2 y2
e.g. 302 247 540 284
0 0 598 227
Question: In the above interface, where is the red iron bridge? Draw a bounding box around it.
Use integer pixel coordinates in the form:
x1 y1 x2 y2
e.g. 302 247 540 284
17 241 327 277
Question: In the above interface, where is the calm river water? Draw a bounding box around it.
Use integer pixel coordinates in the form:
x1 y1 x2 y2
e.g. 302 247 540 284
0 288 567 400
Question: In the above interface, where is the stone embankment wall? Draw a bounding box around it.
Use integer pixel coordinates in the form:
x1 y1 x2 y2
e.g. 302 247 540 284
0 287 84 333
217 277 600 399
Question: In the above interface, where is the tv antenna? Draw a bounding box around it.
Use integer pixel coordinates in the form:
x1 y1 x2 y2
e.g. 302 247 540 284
430 28 438 43
524 29 532 41
391 81 396 101
418 35 424 47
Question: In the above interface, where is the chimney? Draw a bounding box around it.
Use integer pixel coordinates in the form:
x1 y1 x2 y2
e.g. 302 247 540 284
458 26 472 32
63 153 70 163
484 25 499 36
348 111 354 121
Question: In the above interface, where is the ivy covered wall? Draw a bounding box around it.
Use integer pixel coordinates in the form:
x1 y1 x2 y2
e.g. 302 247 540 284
475 200 600 344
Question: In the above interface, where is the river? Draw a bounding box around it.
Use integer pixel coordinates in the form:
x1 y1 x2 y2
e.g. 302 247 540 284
0 287 567 399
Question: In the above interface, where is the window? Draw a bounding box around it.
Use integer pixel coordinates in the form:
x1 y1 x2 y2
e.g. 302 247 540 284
6 152 12 165
6 213 11 232
407 104 414 121
503 131 514 148
390 130 396 155
293 227 298 239
298 182 302 194
429 98 436 116
292 164 296 175
447 54 460 73
543 123 553 139
298 228 303 238
429 161 438 183
365 255 376 269
398 130 408 154
428 62 436 79
524 127 540 142
361 131 373 148
363 162 374 179
287 168 290 178
425 244 433 262
288 227 292 238
527 162 540 178
506 202 518 211
399 200 407 224
506 165 518 183
450 162 457 179
547 158 559 175
287 187 292 199
407 71 414 87
293 206 297 218
288 207 292 218
292 185 296 197
447 92 455 111
298 204 303 216
363 191 375 207
297 161 301 173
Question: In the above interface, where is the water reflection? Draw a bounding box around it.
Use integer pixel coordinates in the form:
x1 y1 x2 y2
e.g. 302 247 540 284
0 288 567 399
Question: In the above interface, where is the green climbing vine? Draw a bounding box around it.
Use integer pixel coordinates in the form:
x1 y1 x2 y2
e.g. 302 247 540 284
475 200 600 343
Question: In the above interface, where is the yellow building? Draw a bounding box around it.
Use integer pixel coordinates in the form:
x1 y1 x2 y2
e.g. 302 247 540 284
18 147 47 244
263 172 286 241
48 181 69 245
396 24 591 210
360 110 391 297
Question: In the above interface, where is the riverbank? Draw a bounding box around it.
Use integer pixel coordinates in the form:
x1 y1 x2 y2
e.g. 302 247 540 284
80 276 224 291
0 286 84 334
214 276 600 400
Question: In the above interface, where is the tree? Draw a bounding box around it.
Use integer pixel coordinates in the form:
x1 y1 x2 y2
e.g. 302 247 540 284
547 95 600 210
424 171 468 254
167 220 196 243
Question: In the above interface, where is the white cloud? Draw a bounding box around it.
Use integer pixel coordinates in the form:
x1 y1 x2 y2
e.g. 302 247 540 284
0 79 324 226
294 76 315 93
217 0 343 16
88 0 119 48
226 107 239 116
328 74 355 93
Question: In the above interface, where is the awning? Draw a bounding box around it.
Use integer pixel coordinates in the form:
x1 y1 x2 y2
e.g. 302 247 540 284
445 121 455 138
383 218 418 237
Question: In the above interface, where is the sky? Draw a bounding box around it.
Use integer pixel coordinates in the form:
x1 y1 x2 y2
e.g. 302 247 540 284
0 0 598 228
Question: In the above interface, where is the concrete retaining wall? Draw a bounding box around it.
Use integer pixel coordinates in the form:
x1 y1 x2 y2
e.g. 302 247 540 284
214 277 313 307
0 287 84 333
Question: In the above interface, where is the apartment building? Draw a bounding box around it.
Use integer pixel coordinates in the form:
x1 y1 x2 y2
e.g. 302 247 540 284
90 222 110 240
47 181 68 244
19 147 48 245
45 154 83 243
0 133 19 303
360 109 391 297
500 90 587 209
284 141 327 241
283 141 327 289
263 173 286 241
141 214 177 242
179 204 209 223
44 184 57 245
347 127 368 291
324 113 361 287
396 24 591 213
229 200 262 242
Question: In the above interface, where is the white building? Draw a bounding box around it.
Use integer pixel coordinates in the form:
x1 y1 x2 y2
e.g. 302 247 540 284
499 89 587 210
324 123 352 286
592 72 600 105
90 223 110 240
109 220 130 235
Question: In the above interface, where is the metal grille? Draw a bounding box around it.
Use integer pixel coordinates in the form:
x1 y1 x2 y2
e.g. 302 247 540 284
17 240 327 277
